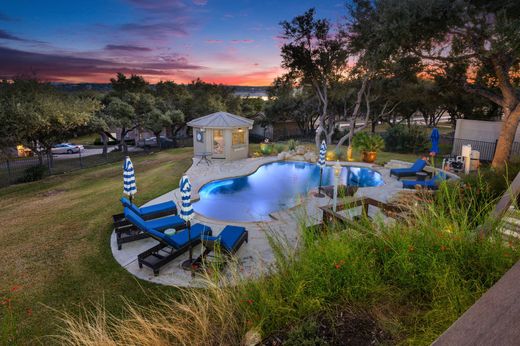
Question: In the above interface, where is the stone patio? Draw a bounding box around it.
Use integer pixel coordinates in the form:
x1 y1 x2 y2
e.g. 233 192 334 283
110 157 410 287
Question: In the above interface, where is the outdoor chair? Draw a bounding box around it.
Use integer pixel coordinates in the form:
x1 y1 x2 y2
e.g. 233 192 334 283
402 173 447 190
114 206 186 250
191 226 248 271
120 197 177 218
389 159 427 179
124 207 212 275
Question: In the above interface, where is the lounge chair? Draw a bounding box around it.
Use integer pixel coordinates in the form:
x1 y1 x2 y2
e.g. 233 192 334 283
114 207 186 250
198 226 248 269
402 173 447 190
389 159 427 179
124 207 212 275
120 197 177 219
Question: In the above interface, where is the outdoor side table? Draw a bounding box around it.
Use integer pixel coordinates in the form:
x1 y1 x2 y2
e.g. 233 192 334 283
416 172 429 181
196 152 212 166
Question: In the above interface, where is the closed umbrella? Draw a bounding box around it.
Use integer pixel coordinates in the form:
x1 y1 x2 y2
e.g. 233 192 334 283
430 128 440 155
179 175 195 270
316 140 327 197
430 128 440 171
123 156 137 203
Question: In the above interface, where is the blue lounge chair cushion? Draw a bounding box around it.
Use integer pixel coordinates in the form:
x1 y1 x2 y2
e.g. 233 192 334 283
390 159 427 176
121 197 177 217
402 173 447 190
202 225 246 252
124 207 184 231
124 207 211 248
166 224 212 248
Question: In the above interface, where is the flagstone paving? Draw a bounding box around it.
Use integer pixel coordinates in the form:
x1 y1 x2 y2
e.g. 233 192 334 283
111 157 412 287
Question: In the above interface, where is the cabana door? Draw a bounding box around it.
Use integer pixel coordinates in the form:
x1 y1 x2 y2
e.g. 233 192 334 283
212 129 225 158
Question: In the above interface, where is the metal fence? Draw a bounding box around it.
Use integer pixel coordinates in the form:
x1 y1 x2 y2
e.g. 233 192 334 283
0 139 193 188
450 137 520 161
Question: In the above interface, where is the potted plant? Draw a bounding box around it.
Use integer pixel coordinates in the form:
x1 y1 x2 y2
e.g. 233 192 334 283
352 132 385 163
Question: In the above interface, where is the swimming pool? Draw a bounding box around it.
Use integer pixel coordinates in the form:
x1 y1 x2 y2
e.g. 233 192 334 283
193 161 384 222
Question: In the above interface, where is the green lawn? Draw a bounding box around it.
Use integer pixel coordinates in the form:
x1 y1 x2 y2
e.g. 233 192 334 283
0 148 193 344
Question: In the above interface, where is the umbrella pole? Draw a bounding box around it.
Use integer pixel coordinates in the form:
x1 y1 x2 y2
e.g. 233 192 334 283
316 167 325 198
187 220 192 263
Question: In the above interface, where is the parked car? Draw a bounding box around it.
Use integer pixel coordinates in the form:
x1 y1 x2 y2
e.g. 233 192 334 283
137 136 175 149
51 143 84 154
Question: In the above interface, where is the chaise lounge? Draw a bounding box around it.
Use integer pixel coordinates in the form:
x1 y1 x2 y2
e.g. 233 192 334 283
199 225 248 269
402 173 447 190
124 207 212 275
120 197 177 218
114 206 186 250
389 159 427 180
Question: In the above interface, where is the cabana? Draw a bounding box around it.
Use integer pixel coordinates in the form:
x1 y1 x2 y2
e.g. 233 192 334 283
187 111 254 161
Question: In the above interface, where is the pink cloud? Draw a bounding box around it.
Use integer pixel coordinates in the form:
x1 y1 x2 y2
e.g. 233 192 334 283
205 39 224 44
231 39 254 44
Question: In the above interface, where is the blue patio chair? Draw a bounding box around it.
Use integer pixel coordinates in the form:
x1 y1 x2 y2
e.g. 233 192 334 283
124 207 212 275
389 159 428 180
120 197 177 219
402 173 447 190
198 226 248 270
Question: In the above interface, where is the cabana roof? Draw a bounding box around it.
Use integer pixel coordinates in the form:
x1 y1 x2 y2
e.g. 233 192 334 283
186 111 254 129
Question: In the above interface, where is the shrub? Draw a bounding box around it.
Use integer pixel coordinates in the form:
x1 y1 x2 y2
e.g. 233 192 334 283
274 143 286 153
287 139 299 151
352 133 385 152
259 143 273 156
384 125 429 153
18 165 48 183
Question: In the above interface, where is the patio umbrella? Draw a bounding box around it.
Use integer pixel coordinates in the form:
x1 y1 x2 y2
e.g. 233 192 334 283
179 175 194 269
317 140 327 197
430 128 440 155
123 156 137 203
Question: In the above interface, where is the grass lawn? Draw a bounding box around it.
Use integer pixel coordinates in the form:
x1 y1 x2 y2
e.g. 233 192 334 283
0 148 193 344
0 144 422 344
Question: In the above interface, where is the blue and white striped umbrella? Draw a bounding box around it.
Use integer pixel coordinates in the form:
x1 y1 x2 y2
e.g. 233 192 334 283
179 175 194 222
317 140 327 168
123 156 137 197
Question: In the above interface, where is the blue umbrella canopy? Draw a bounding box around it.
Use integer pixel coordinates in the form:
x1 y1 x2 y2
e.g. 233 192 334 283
123 156 137 197
179 175 194 222
430 128 440 154
318 140 327 168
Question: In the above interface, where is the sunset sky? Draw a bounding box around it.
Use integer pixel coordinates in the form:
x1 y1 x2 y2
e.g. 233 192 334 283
0 1 345 85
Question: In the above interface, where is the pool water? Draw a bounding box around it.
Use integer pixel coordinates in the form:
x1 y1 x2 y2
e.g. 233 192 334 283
193 161 384 222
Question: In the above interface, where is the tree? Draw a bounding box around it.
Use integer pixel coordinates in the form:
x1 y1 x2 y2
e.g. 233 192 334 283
265 76 320 138
280 8 349 147
348 0 520 168
103 97 135 153
0 78 99 162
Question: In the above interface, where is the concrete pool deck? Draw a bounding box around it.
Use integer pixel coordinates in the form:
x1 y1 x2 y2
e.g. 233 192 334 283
111 157 410 287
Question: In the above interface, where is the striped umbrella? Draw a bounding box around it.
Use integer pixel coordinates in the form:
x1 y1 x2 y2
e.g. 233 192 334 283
123 156 137 203
317 140 327 197
179 175 195 266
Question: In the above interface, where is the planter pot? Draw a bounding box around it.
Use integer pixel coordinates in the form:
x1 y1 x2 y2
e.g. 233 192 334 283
361 151 377 163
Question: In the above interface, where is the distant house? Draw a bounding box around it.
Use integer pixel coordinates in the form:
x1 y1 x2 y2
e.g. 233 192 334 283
251 113 303 141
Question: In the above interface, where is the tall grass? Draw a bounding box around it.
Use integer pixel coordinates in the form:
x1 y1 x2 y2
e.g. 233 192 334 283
57 179 520 345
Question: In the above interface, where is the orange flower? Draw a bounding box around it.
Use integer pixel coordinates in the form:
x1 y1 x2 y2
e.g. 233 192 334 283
26 308 33 317
440 245 447 251
408 245 414 252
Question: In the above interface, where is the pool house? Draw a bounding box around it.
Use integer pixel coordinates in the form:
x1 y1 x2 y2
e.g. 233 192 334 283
187 111 254 161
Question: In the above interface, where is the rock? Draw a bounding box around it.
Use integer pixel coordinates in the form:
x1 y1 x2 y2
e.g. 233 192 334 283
304 151 317 163
296 145 306 155
277 152 287 160
242 328 262 346
292 155 305 161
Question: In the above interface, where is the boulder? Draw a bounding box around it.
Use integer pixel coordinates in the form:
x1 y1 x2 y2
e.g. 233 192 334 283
277 152 287 160
304 151 317 163
296 145 306 155
292 155 305 161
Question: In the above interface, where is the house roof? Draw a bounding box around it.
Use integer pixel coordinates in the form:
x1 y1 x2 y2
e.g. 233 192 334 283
186 111 254 129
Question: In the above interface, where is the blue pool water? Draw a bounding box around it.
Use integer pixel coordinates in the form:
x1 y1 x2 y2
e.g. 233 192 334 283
193 161 384 222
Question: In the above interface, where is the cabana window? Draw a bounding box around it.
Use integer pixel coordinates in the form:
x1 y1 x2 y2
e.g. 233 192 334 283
232 128 246 145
